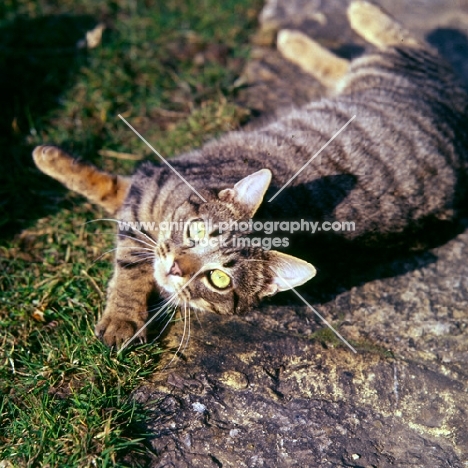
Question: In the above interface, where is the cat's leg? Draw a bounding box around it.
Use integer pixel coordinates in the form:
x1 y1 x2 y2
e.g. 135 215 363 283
347 0 420 48
33 145 130 214
95 238 156 347
277 30 350 87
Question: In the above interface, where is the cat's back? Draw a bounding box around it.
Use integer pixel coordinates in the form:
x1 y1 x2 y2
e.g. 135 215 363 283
181 45 468 243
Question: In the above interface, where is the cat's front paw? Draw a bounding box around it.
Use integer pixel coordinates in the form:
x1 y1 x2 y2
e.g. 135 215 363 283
95 314 147 348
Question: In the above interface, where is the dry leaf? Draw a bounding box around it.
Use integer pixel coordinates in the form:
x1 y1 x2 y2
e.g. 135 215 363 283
77 23 106 49
32 310 46 322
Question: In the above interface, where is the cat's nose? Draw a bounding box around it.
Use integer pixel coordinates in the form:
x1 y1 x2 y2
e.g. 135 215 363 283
169 261 183 276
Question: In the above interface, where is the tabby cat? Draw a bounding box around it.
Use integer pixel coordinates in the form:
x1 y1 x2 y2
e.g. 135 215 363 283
33 1 468 347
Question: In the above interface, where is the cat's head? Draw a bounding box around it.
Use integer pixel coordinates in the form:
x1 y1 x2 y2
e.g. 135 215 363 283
31 146 315 315
150 169 316 314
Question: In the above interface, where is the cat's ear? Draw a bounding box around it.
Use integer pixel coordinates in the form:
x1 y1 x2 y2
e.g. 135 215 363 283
261 251 316 297
219 169 272 217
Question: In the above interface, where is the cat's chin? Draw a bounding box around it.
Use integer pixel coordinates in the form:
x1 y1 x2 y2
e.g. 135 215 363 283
154 273 182 296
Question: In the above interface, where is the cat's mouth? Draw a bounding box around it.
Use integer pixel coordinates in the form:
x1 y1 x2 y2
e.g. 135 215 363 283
153 258 217 312
153 257 186 295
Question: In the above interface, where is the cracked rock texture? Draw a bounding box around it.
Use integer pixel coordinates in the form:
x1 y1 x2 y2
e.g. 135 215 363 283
137 1 468 466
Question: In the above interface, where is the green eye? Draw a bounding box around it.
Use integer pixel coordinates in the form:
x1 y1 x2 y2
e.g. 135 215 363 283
209 269 231 289
188 220 206 241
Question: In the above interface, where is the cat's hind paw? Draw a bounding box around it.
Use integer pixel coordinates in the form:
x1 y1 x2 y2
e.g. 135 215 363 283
33 144 130 214
32 145 74 177
347 1 419 48
277 29 349 86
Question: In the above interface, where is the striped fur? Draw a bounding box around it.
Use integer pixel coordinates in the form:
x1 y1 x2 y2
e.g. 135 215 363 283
33 1 468 346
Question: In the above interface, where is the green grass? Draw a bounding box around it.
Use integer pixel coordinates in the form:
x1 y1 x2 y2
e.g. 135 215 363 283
0 0 262 465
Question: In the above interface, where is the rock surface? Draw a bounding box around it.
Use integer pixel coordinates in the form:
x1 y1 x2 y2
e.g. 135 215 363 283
138 1 468 466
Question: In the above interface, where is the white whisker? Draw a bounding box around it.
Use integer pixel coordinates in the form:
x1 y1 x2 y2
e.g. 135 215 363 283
147 294 178 316
151 295 179 327
118 295 178 353
193 307 203 330
126 228 159 249
86 218 159 249
155 301 179 340
118 255 156 267
117 233 158 251
119 265 205 352
177 302 189 356
92 245 155 264
85 217 122 226
269 266 357 354
161 300 192 370
179 302 191 357
174 305 187 361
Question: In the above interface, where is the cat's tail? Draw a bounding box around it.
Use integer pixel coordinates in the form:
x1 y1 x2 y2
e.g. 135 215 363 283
33 145 130 214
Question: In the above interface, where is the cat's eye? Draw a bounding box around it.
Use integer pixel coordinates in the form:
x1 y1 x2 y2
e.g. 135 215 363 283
187 219 206 241
208 269 231 289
